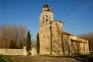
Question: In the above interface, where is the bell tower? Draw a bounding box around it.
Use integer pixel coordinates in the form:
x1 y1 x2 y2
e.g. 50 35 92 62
40 4 53 27
39 4 54 55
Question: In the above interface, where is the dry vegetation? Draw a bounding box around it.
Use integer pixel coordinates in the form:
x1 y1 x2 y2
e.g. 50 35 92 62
0 25 27 49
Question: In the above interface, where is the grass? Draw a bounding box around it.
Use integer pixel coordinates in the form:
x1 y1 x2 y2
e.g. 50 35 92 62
0 54 12 62
0 54 93 62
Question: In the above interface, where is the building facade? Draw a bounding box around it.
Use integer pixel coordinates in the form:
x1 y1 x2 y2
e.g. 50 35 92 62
62 32 89 56
38 4 90 56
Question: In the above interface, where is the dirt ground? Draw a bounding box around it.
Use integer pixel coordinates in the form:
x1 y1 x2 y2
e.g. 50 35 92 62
6 55 82 62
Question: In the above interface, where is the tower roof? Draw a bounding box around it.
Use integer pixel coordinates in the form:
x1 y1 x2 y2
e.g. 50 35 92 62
43 4 49 8
42 4 51 11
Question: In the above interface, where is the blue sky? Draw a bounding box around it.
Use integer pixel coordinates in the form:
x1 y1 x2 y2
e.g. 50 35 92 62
0 0 93 39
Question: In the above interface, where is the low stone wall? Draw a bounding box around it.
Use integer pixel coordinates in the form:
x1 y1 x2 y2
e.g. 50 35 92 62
0 49 27 55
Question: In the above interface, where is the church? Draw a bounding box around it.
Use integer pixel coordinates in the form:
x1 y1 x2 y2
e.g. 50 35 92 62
37 4 90 56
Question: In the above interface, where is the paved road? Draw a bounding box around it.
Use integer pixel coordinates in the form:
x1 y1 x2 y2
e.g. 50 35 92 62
7 55 82 62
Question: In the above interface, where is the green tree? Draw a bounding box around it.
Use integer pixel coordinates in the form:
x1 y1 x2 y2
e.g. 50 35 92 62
0 55 11 62
26 30 31 55
36 33 40 54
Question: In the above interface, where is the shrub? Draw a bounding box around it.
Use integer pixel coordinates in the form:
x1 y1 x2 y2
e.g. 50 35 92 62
0 55 11 62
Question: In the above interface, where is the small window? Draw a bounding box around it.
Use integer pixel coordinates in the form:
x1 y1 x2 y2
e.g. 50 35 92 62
46 19 48 21
46 15 48 18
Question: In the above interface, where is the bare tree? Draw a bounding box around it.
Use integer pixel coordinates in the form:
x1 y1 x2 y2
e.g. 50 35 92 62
0 25 27 48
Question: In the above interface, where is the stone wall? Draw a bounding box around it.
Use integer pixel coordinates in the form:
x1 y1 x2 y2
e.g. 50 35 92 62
0 47 27 55
69 35 90 55
51 21 63 55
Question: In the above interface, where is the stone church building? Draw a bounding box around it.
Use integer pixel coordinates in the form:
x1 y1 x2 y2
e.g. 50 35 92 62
37 4 90 56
